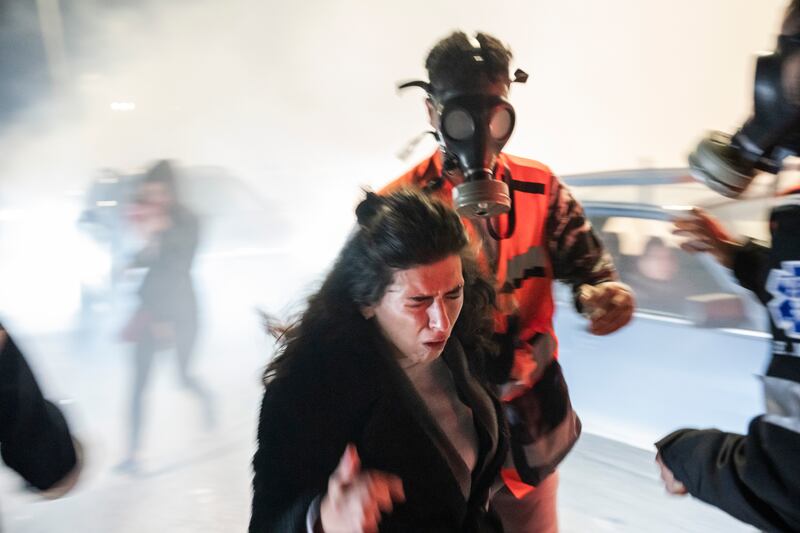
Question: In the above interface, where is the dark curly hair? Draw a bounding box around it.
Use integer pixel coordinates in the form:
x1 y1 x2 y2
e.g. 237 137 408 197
142 159 180 199
264 189 497 382
425 31 513 96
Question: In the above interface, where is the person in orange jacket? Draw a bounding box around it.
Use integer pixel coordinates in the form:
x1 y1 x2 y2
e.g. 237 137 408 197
382 31 635 533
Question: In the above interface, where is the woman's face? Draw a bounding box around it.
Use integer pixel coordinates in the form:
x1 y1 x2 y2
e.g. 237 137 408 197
365 254 464 364
138 182 173 213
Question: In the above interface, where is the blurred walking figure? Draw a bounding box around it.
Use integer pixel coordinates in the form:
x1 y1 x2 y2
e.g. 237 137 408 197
118 160 214 472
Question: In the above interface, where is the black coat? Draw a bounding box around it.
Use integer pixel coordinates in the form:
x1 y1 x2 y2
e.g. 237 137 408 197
249 326 509 533
0 326 77 490
135 205 198 323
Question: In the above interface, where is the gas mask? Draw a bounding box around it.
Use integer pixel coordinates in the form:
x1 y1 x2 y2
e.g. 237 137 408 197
398 69 528 218
690 33 800 197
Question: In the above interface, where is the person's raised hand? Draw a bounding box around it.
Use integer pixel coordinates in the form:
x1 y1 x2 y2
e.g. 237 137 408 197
319 444 405 533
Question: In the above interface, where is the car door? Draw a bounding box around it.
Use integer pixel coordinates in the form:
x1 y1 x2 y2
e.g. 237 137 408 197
554 206 771 448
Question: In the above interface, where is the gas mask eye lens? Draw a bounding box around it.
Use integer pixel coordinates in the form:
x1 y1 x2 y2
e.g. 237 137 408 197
490 107 513 140
443 108 475 140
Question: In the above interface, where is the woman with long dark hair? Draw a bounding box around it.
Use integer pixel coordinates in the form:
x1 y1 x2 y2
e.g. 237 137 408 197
119 160 214 471
250 190 508 532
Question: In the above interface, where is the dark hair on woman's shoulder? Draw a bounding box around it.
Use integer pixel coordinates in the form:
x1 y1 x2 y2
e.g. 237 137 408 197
263 188 497 384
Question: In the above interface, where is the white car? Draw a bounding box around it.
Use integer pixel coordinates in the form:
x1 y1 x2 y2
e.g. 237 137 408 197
556 168 778 449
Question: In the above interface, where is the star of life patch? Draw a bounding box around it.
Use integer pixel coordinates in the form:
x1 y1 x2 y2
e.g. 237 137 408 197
768 261 800 340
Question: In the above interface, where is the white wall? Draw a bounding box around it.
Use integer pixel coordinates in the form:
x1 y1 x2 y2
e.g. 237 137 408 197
0 0 789 257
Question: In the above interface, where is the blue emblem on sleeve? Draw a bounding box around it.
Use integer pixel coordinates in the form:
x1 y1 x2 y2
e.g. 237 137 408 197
767 261 800 340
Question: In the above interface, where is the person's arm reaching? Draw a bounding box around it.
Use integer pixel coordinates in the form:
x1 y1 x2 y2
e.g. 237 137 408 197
546 174 634 335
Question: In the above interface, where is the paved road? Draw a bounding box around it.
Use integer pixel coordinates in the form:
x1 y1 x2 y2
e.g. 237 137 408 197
0 309 756 532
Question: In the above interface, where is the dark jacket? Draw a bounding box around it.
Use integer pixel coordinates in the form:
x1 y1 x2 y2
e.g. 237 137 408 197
656 198 800 532
0 326 77 490
134 205 199 322
249 326 509 533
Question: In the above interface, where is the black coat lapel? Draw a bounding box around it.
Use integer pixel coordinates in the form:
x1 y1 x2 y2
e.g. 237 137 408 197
440 341 501 488
369 330 474 502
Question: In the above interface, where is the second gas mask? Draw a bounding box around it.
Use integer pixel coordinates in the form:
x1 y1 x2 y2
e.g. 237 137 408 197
398 70 528 219
690 33 800 197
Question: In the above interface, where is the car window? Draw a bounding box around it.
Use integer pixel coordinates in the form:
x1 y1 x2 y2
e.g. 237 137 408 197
590 215 728 318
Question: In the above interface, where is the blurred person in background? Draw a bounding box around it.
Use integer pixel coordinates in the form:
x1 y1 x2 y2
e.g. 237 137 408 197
250 190 508 532
655 1 800 530
118 160 214 472
76 168 140 333
626 237 685 315
78 169 139 290
78 168 129 277
0 324 82 498
384 31 635 533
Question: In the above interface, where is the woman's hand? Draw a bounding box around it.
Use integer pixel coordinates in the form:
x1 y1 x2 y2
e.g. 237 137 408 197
319 444 405 533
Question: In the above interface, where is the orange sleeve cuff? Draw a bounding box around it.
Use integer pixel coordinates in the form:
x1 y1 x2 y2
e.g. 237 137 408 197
501 468 536 499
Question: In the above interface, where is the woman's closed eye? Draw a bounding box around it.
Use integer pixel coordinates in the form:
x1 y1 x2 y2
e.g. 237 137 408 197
445 285 463 300
406 296 432 308
406 285 463 307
